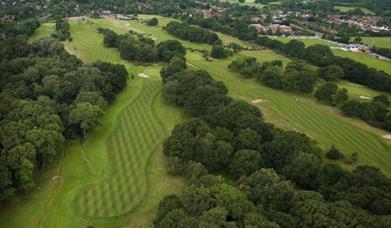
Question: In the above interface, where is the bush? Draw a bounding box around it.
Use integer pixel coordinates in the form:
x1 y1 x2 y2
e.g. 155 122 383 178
326 146 344 160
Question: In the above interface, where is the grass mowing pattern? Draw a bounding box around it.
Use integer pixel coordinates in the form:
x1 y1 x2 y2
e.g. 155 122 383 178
72 79 165 217
93 17 391 175
186 51 391 175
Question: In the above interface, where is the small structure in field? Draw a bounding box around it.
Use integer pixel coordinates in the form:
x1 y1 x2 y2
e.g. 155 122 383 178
137 73 149 79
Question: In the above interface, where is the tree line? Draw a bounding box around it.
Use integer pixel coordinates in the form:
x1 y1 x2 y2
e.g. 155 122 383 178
0 22 128 205
165 21 222 45
154 53 391 227
98 27 186 63
52 18 70 41
228 57 391 131
176 10 391 94
255 37 391 93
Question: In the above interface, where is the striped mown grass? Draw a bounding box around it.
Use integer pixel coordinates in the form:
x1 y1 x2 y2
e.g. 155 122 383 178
72 79 165 217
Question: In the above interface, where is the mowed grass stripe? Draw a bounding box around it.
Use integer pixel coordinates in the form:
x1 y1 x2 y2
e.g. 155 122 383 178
67 20 167 217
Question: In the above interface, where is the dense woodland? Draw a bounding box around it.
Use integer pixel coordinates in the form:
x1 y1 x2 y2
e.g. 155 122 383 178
99 28 186 63
0 21 128 204
156 55 391 227
165 21 221 45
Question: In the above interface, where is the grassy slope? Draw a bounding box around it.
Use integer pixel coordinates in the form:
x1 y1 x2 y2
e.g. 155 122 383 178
360 37 391 49
335 6 375 15
220 0 265 9
109 16 391 175
28 22 55 42
0 19 186 227
275 37 391 75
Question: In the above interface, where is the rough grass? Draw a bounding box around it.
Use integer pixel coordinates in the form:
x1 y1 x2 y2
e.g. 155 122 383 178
0 19 186 227
360 37 391 49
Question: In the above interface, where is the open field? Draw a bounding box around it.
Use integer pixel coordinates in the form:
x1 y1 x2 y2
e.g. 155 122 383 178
335 6 375 15
360 37 391 49
29 22 55 42
0 19 186 227
275 37 391 75
275 37 339 48
89 16 391 175
338 80 391 100
220 0 265 9
333 49 391 75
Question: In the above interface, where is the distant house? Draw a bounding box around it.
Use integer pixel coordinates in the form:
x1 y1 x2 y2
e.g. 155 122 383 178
347 44 371 53
250 24 293 34
116 14 133 20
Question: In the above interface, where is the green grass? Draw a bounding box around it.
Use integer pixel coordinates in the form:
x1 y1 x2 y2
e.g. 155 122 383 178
220 0 265 9
335 6 375 15
186 51 391 175
4 15 391 227
338 80 391 100
275 37 339 48
0 19 186 227
333 49 391 75
360 37 391 49
29 22 55 42
99 16 391 176
275 37 391 75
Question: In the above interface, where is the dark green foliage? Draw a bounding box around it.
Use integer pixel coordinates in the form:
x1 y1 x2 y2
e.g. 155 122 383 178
98 28 118 47
315 82 338 105
147 17 158 26
230 150 263 178
326 146 344 160
157 40 186 62
165 21 221 44
210 45 230 59
0 37 127 204
318 65 344 81
254 36 391 93
228 57 259 78
53 18 70 41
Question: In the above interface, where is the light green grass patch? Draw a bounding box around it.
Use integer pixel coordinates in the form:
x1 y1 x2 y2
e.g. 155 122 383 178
360 37 391 49
333 49 391 75
338 80 391 100
335 6 375 15
275 37 391 75
29 22 55 42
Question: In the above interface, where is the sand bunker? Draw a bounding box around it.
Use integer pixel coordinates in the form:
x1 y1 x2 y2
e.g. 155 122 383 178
383 135 391 141
252 99 267 104
359 96 371 100
137 73 149 79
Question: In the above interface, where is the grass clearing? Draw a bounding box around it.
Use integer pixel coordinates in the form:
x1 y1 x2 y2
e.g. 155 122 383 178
335 6 375 15
360 37 391 49
275 37 391 75
29 22 55 42
0 19 186 227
